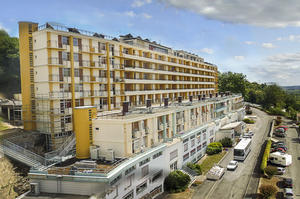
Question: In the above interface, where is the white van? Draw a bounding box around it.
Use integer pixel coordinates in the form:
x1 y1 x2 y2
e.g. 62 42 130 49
269 152 292 166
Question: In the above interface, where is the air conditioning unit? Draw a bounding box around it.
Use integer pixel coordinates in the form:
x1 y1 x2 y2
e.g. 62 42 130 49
101 149 115 162
30 182 40 196
90 145 100 160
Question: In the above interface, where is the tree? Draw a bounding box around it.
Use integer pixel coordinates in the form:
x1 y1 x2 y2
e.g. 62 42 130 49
261 85 286 109
259 185 277 199
220 137 233 147
218 72 247 97
164 170 191 193
0 29 20 97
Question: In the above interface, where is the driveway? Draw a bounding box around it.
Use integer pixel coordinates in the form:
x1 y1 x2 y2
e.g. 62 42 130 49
192 108 272 199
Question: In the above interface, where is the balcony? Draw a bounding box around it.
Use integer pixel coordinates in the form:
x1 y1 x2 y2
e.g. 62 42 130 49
48 58 71 67
47 40 67 49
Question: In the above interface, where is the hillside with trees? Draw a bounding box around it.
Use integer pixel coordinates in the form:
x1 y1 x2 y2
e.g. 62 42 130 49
219 72 300 120
0 30 20 98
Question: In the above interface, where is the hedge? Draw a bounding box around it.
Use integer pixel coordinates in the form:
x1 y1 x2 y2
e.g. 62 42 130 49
187 162 202 175
206 142 222 155
243 118 255 124
260 139 272 173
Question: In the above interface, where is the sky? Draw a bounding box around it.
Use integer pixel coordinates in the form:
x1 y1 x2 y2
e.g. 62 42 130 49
1 0 300 86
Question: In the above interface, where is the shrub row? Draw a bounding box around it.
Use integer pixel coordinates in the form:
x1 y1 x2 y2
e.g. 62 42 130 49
186 162 202 175
243 118 255 124
260 139 272 173
206 142 222 155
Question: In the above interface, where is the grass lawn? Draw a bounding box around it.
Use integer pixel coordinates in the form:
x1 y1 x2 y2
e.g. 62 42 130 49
0 116 9 131
164 188 194 199
198 151 226 174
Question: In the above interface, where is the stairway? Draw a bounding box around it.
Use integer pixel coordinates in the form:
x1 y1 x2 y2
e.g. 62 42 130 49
180 167 197 185
0 144 47 170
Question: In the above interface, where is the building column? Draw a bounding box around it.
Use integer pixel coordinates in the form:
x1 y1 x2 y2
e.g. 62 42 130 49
7 107 10 121
163 115 167 141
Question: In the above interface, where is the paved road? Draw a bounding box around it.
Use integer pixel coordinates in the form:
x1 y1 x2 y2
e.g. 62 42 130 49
192 108 272 199
272 119 300 198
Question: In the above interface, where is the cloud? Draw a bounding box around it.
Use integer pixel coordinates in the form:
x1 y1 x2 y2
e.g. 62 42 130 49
262 43 275 48
200 48 214 54
125 11 136 17
248 52 300 85
159 0 300 27
234 56 245 61
245 41 254 45
142 13 152 19
277 35 300 42
132 0 152 7
0 23 9 32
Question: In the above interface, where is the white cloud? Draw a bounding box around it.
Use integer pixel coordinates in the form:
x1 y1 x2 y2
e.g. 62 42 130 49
262 43 275 48
132 0 152 7
125 11 136 17
0 23 9 32
200 48 214 54
248 52 300 85
277 34 300 42
234 56 245 61
245 41 254 45
142 13 152 19
159 0 300 27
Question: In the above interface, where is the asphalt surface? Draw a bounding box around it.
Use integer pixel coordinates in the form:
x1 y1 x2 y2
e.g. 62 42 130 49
272 119 300 198
192 108 272 199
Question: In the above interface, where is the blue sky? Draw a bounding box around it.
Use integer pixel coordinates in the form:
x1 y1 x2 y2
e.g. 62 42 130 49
1 0 300 86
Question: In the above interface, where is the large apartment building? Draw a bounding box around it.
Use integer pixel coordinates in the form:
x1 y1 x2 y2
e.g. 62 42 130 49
19 22 218 150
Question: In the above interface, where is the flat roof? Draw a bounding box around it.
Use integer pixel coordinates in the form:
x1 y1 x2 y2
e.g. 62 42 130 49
220 121 243 130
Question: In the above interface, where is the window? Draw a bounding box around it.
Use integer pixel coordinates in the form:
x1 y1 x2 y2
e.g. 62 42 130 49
203 141 207 147
74 69 79 77
197 145 202 151
62 36 69 45
73 53 79 62
139 158 150 166
153 151 162 159
170 161 177 171
125 165 136 175
73 38 78 46
152 170 162 183
184 143 188 152
62 52 70 61
136 181 147 195
183 153 189 161
124 174 134 190
123 190 134 199
190 148 196 156
110 174 122 186
197 135 201 144
141 165 149 178
183 138 189 143
170 149 178 161
191 139 195 147
63 68 70 76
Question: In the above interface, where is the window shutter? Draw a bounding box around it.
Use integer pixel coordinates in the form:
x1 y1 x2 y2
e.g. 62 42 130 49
58 51 62 64
58 35 62 48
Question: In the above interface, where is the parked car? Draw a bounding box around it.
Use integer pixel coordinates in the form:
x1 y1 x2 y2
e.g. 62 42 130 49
272 145 288 151
274 131 286 137
271 147 286 153
244 132 254 137
283 188 294 199
275 127 286 133
278 126 289 131
291 123 297 128
276 167 286 175
283 178 293 188
227 160 238 170
272 141 285 148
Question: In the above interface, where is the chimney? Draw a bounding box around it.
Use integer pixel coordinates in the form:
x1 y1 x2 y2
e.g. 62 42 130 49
122 101 129 116
164 98 169 107
146 99 152 108
189 96 193 102
178 96 182 103
198 94 201 101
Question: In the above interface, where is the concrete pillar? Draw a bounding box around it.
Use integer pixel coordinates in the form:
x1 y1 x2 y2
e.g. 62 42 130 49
163 115 167 141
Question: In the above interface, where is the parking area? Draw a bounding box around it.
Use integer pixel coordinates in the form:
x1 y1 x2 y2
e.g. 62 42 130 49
272 121 300 198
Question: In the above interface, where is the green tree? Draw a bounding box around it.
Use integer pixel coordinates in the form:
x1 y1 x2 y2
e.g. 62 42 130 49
218 72 247 97
0 29 20 97
164 170 191 193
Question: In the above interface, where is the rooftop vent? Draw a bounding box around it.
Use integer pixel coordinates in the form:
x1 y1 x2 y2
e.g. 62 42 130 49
189 96 193 102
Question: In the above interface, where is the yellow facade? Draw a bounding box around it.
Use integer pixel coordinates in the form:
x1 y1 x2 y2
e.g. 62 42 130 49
74 106 97 159
19 22 38 130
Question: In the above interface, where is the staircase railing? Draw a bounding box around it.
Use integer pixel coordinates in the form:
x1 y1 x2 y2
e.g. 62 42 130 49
45 133 75 159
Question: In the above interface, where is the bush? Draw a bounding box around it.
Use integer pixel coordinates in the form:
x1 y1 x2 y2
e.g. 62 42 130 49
260 140 272 173
187 162 202 175
243 118 255 124
268 107 287 117
265 166 277 179
220 137 233 147
164 170 191 193
259 185 277 199
206 142 222 155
